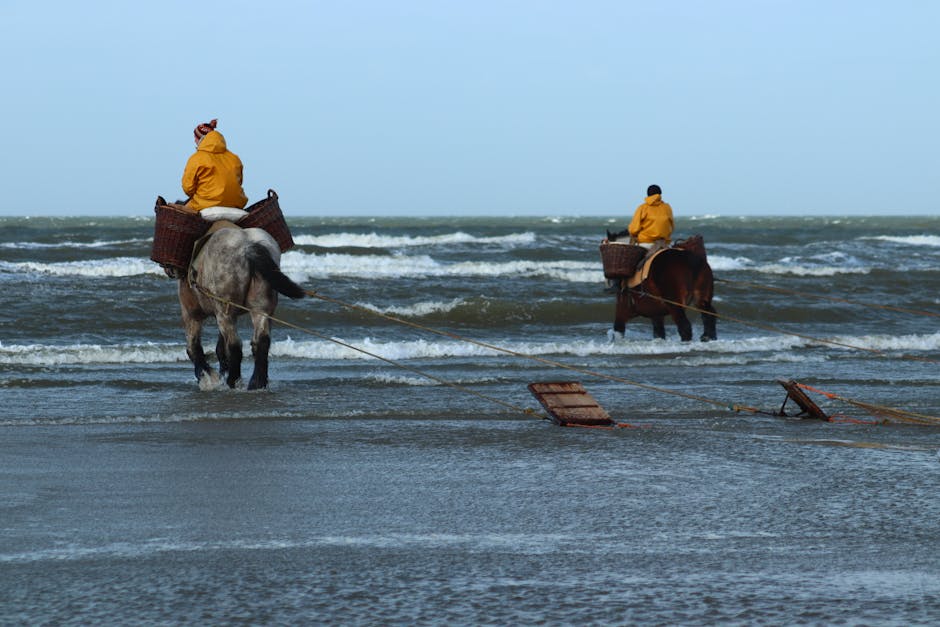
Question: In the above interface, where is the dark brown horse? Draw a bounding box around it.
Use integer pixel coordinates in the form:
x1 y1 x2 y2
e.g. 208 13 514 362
608 235 717 342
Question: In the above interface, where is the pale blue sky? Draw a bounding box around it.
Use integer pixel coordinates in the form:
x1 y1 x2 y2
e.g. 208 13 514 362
1 0 937 217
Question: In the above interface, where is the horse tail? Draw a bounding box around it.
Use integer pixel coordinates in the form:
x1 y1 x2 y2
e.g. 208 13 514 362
246 243 306 299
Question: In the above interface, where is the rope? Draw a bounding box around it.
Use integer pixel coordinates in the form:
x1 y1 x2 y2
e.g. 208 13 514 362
716 277 940 319
192 281 771 419
795 382 940 426
190 283 546 422
304 288 772 417
630 288 940 425
190 281 934 428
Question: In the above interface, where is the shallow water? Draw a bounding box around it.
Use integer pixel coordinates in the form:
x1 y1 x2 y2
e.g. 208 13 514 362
3 419 939 624
1 215 939 623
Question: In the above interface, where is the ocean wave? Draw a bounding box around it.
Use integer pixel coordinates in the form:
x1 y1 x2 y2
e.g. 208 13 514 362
0 257 162 277
0 341 183 366
3 332 937 367
0 238 151 250
708 253 870 276
863 235 940 247
365 373 500 387
282 251 599 282
708 255 752 271
753 263 869 277
0 251 600 281
360 298 466 317
293 231 536 248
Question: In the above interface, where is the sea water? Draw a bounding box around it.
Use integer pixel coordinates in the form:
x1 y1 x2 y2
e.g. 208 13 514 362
1 215 939 624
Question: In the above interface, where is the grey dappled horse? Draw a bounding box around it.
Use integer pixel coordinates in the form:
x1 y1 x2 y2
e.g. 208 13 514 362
178 227 305 389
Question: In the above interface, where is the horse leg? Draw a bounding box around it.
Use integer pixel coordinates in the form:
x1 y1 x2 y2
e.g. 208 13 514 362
668 306 693 342
700 303 718 341
651 316 666 340
694 267 718 341
180 282 217 384
215 333 229 379
248 311 272 390
217 314 243 388
610 287 629 341
184 317 216 382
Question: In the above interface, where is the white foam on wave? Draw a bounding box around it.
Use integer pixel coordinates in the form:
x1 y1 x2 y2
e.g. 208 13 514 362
269 335 811 361
753 263 869 276
0 341 183 366
281 251 599 282
708 255 752 271
2 250 602 282
0 257 162 277
707 252 870 276
864 235 940 247
833 331 940 352
0 237 151 250
361 298 466 317
366 373 500 387
293 231 536 248
4 332 937 367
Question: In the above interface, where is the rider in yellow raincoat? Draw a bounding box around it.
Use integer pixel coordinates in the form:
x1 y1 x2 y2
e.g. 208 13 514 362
627 184 674 247
182 119 248 211
602 184 675 292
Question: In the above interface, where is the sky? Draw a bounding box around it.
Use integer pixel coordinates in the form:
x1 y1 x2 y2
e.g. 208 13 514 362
1 0 938 217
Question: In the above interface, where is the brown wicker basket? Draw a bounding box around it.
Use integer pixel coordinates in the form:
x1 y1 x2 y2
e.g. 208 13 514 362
151 198 210 271
239 189 294 253
599 242 646 279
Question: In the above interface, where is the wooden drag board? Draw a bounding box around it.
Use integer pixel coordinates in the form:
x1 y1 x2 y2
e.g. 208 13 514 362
528 381 615 427
775 378 830 421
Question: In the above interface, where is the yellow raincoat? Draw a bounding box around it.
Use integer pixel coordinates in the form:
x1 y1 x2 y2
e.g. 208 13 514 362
181 130 248 211
628 194 674 243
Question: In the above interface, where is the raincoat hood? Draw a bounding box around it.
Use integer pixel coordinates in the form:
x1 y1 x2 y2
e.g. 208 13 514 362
182 130 247 211
196 130 228 154
645 194 663 206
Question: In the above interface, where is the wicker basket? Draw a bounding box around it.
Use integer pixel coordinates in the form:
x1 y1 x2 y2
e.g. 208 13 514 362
599 242 646 279
151 198 210 271
239 189 294 253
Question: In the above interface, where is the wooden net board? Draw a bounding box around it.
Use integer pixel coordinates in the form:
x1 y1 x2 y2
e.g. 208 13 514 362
527 381 614 427
775 378 830 421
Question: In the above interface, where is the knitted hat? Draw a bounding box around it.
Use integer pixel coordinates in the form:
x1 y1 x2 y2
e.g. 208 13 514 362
194 119 218 141
647 184 662 196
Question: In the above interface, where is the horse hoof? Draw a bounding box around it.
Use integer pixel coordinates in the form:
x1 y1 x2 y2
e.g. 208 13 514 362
198 370 222 391
607 329 624 343
700 335 713 342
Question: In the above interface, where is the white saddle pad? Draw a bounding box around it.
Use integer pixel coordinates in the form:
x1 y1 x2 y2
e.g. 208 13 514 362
200 206 249 222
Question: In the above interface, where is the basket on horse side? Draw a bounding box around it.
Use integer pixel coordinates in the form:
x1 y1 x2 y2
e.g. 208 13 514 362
150 198 210 272
240 189 295 253
599 242 646 279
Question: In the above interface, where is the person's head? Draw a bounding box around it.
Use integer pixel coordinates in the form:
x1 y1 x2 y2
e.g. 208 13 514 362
647 184 662 197
193 119 218 145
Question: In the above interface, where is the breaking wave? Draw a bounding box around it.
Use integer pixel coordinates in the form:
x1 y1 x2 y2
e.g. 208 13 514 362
293 231 536 248
863 235 940 247
3 332 937 367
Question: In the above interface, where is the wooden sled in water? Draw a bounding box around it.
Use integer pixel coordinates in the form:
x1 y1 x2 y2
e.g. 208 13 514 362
528 381 615 427
774 378 830 421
